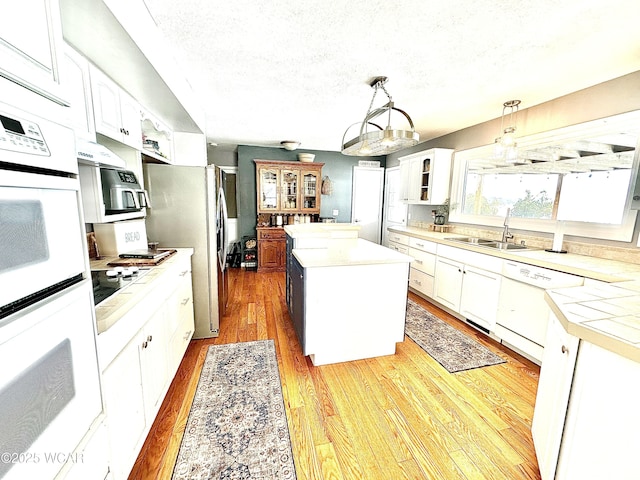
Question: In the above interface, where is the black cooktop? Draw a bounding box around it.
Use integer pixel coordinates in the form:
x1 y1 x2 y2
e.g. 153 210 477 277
91 267 151 306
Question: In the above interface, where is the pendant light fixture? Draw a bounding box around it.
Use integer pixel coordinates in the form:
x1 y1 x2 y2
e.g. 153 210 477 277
494 99 521 163
280 140 301 151
341 76 419 156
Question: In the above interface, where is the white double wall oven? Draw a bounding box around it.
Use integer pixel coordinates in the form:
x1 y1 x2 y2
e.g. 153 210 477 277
0 98 102 479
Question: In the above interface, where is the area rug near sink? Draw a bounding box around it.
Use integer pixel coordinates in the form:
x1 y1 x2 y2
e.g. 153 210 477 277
405 299 505 373
172 339 296 480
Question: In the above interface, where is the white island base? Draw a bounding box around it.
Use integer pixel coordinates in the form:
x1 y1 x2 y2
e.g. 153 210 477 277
292 239 411 366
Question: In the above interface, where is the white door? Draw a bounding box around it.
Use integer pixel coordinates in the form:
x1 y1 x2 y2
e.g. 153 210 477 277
433 257 464 311
382 166 407 246
351 166 384 243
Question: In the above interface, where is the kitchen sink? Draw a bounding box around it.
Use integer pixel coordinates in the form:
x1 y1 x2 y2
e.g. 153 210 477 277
446 237 495 245
484 241 528 250
446 237 528 250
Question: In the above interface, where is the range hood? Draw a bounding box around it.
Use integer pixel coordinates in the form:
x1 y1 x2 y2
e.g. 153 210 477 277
76 140 126 168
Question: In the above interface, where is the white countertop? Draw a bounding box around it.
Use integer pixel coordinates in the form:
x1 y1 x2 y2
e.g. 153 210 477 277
388 225 640 283
284 222 361 238
293 238 412 268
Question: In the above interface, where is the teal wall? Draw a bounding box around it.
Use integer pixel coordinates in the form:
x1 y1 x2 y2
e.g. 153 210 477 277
237 145 385 239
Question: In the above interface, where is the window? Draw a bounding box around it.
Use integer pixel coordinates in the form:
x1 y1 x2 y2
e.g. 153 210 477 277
449 111 640 242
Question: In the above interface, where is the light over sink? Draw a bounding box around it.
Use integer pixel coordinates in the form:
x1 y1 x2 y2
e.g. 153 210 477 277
445 237 528 250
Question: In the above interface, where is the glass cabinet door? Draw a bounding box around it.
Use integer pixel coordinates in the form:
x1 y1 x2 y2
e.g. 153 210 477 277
280 169 299 211
420 157 431 202
258 167 279 211
301 171 320 211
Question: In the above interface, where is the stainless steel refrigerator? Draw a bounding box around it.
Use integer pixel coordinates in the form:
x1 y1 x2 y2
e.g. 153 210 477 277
143 164 228 338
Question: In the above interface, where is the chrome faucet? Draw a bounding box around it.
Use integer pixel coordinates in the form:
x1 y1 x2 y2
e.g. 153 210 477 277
502 208 514 243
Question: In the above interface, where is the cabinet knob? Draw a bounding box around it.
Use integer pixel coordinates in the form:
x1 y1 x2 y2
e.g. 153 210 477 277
147 335 153 342
142 341 148 349
561 345 569 354
415 259 423 264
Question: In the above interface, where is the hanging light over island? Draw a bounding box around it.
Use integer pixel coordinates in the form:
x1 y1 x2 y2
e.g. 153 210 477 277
341 76 419 156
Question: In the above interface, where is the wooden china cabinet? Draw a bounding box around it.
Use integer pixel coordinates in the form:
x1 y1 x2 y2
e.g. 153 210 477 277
254 159 324 272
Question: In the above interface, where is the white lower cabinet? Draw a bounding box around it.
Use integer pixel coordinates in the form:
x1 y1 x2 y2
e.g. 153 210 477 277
56 419 110 480
102 337 146 480
554 341 640 479
408 237 437 297
167 269 195 376
532 312 640 480
139 306 170 420
409 267 434 297
388 232 409 255
433 257 464 310
532 312 579 480
433 246 502 331
100 255 195 480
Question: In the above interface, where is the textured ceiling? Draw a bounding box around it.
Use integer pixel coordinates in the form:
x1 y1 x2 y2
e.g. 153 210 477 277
143 0 640 153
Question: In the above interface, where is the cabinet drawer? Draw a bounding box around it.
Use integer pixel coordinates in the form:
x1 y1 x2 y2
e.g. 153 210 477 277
409 268 434 297
388 242 409 255
409 247 436 276
387 232 409 245
409 236 437 254
258 228 286 240
167 273 193 334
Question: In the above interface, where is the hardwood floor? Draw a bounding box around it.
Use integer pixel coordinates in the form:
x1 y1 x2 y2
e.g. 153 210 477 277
129 267 542 480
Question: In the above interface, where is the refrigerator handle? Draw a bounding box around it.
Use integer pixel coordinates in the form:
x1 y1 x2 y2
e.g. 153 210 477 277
218 187 229 269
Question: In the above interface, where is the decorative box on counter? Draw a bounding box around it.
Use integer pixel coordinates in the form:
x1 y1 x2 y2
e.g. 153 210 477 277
94 219 148 255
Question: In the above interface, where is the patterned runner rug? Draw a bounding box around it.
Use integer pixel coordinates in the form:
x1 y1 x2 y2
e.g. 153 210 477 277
172 339 297 479
405 299 506 373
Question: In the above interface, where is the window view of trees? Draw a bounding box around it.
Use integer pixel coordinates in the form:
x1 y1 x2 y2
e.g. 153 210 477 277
463 172 557 219
463 168 631 224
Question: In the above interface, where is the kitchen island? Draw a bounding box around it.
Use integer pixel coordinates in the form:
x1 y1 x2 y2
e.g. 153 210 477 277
287 236 412 366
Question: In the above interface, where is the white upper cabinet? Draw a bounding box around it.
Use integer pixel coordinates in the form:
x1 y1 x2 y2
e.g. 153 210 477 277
90 65 142 149
141 110 173 163
398 148 453 205
62 44 95 142
171 131 207 166
0 0 67 104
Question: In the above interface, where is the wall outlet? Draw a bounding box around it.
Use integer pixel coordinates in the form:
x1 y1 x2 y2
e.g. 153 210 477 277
332 209 339 216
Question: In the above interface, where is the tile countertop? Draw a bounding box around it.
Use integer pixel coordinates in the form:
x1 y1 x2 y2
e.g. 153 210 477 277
546 285 640 363
389 226 640 363
293 238 412 268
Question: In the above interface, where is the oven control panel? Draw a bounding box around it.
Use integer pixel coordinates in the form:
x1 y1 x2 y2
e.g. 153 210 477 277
0 111 50 156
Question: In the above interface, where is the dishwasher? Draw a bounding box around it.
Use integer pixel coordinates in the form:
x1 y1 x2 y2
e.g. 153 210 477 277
495 260 583 364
